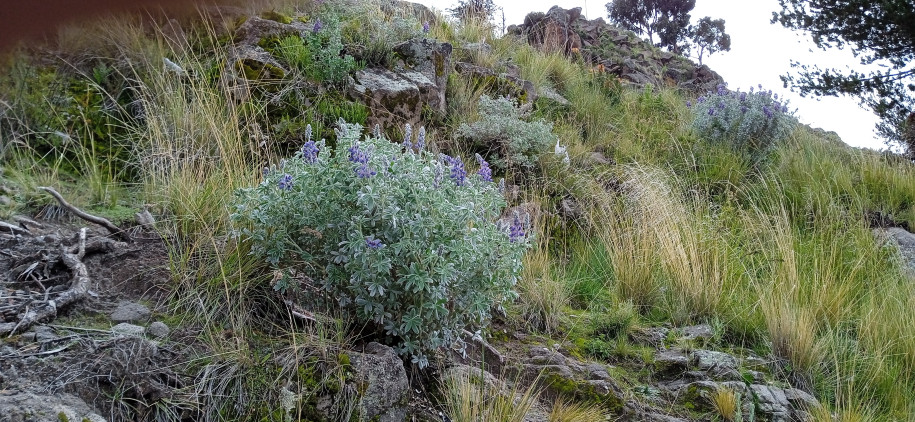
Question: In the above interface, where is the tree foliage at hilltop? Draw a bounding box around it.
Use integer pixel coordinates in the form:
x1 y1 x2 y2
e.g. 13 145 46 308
690 17 730 66
606 0 695 53
773 0 915 156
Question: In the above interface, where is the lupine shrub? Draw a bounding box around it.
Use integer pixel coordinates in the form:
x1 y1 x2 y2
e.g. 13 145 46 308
688 84 797 159
457 95 558 172
231 120 529 367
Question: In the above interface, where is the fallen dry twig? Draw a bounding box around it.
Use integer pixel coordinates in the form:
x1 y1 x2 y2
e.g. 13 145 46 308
39 186 129 241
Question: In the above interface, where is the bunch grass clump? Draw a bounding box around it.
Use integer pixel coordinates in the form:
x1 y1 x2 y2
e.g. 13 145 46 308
231 120 529 367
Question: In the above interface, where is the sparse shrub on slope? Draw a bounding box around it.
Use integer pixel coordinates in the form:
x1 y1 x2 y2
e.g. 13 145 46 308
270 16 356 85
689 84 797 159
231 120 529 367
457 95 558 173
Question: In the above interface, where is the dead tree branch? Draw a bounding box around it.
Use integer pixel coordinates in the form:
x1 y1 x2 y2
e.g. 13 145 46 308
39 186 129 241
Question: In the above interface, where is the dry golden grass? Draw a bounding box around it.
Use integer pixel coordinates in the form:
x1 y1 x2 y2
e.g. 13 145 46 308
548 397 605 422
441 370 540 422
710 387 739 422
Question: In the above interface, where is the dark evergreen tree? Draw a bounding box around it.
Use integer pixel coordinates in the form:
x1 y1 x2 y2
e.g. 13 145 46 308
773 0 915 154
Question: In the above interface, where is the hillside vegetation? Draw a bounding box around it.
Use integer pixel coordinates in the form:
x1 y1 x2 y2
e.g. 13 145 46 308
1 1 915 421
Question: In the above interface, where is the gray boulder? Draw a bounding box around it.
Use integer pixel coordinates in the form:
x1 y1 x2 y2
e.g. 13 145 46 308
147 321 170 339
350 39 452 129
0 393 106 422
348 342 410 422
110 301 151 323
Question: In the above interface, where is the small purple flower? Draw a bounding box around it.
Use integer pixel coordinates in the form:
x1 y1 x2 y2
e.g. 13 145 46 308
443 154 466 186
349 143 376 178
313 18 323 33
717 84 727 96
278 173 293 190
739 92 747 102
686 101 692 108
262 167 270 179
740 105 749 113
403 123 413 150
697 96 706 103
415 127 426 151
356 165 377 178
301 140 319 163
423 21 430 33
476 153 492 182
708 108 716 116
366 236 383 249
774 93 779 100
508 213 525 243
348 144 369 164
763 106 773 119
718 101 726 110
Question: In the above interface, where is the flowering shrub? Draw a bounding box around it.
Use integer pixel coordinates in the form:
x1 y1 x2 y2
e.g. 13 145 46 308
231 120 529 367
688 84 797 158
457 95 558 172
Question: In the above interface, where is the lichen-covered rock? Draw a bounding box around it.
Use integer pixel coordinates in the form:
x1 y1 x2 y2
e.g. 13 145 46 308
232 16 308 46
348 342 409 422
393 39 452 114
0 393 106 422
349 39 452 128
454 61 537 104
877 227 915 274
654 349 689 376
691 349 739 380
349 68 436 129
523 347 625 411
677 381 819 422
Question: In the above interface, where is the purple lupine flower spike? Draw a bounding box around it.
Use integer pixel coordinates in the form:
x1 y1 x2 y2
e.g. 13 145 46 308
313 18 323 33
416 126 426 151
444 155 466 186
403 123 413 150
278 174 293 190
423 21 430 33
508 212 525 243
476 153 492 182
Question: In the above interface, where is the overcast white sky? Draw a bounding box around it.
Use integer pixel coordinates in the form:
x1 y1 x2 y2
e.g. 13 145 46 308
414 0 887 150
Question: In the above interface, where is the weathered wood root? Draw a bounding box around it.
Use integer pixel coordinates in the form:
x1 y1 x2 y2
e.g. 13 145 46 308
0 229 124 336
0 221 29 236
39 186 129 241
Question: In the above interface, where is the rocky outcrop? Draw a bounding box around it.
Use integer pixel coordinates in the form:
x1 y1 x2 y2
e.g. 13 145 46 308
511 6 724 93
454 61 538 104
524 346 626 410
350 39 452 129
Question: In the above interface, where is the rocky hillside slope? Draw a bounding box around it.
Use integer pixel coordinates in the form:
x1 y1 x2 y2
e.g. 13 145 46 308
2 1 915 421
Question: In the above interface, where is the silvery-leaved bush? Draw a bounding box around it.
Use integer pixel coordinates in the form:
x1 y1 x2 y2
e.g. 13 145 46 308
689 83 797 159
457 95 558 172
231 120 529 367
